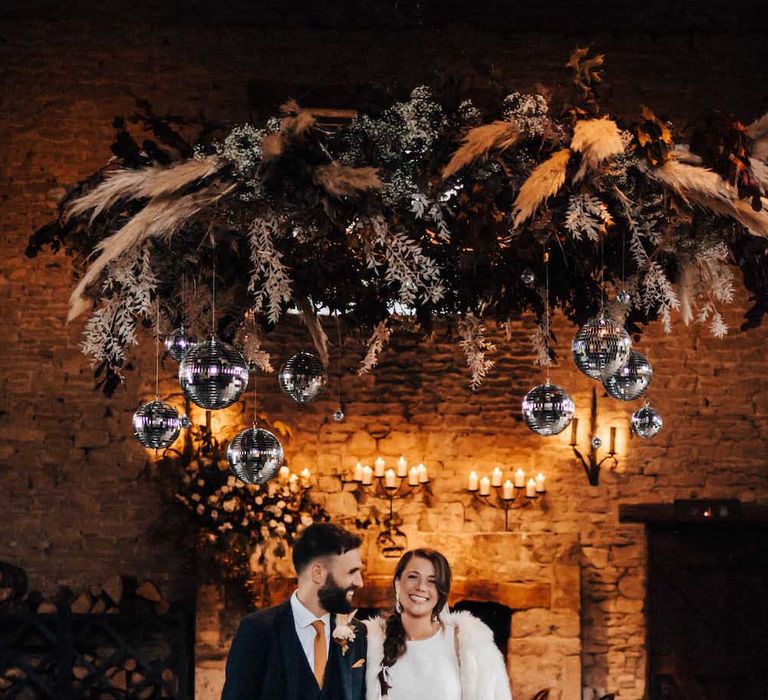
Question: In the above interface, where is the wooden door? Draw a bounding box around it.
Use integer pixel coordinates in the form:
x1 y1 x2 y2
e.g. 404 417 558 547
648 523 768 699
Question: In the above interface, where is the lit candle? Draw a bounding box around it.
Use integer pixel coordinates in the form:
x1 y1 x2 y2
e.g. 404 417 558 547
353 462 364 482
385 469 397 489
408 467 419 486
417 463 428 483
374 457 386 478
526 478 536 498
479 476 490 496
570 417 579 447
300 468 311 484
361 465 373 485
491 467 502 487
397 456 408 478
514 468 526 488
278 466 290 483
468 471 479 491
535 473 546 493
502 480 514 500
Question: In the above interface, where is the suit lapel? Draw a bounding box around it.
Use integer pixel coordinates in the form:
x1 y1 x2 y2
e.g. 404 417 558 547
277 601 305 700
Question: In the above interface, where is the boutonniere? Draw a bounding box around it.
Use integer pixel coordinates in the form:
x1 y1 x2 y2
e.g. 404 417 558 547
332 610 357 656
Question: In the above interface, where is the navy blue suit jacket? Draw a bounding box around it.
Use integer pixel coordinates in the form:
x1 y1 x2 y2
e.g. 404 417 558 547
221 601 367 700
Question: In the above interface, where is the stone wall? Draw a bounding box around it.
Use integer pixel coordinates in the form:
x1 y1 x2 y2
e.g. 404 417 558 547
1 2 767 698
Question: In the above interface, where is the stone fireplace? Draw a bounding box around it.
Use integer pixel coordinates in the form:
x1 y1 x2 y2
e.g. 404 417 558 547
195 531 582 700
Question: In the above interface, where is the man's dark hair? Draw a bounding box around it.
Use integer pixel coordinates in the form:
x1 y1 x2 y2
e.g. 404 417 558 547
292 523 362 575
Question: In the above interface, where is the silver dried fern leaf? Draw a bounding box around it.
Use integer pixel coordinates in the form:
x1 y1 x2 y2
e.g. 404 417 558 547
458 313 496 390
358 320 391 375
247 215 293 324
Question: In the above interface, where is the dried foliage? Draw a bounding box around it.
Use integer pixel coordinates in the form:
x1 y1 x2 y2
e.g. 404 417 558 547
28 50 768 394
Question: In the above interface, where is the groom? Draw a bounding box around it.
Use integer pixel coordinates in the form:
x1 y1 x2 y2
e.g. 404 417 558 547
221 523 367 700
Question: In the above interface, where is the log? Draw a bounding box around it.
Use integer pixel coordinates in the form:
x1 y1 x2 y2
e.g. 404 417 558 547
5 668 27 680
0 678 11 690
123 658 137 671
131 672 145 685
110 670 127 691
37 601 57 614
102 575 123 607
73 666 89 681
71 592 92 614
136 581 163 603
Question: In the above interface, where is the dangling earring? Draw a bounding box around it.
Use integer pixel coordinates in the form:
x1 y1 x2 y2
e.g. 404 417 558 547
395 594 402 614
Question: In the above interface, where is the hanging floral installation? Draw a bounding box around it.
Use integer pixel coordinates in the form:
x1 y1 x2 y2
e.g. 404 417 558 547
27 48 768 394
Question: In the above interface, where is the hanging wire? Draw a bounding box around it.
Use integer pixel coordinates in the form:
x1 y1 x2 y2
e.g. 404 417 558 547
599 235 606 312
211 240 217 337
252 373 258 428
335 312 343 411
544 245 550 382
154 298 161 399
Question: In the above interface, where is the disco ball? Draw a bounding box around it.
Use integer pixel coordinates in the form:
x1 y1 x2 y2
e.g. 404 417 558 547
179 337 249 410
631 404 663 439
591 436 602 449
132 400 187 449
520 268 535 286
571 315 632 380
603 350 653 401
278 352 327 403
164 324 197 362
227 426 284 484
522 380 575 436
333 408 345 422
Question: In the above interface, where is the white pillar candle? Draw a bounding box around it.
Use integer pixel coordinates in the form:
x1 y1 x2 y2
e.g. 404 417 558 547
535 473 546 493
374 457 386 478
362 465 373 485
300 468 311 483
396 456 408 477
408 467 419 486
479 476 491 496
491 466 503 487
353 462 364 482
417 463 428 483
278 466 290 483
468 471 479 491
526 478 536 498
385 469 397 488
514 468 526 488
502 480 514 500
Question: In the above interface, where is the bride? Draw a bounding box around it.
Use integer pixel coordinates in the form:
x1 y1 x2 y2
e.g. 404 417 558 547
363 548 512 700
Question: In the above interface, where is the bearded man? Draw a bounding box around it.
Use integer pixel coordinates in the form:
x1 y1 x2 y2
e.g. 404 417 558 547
221 523 367 700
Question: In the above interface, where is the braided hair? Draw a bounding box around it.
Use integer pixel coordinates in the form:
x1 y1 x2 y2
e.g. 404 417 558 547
377 549 452 696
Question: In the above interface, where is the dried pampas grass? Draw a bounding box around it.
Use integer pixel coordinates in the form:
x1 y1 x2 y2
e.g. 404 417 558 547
746 112 768 161
570 117 624 182
66 156 222 223
441 121 520 179
67 184 234 321
313 163 382 197
261 99 317 162
295 296 329 368
678 261 695 325
512 149 571 227
645 159 768 237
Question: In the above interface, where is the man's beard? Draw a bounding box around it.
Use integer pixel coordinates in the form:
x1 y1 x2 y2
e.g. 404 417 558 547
317 572 357 614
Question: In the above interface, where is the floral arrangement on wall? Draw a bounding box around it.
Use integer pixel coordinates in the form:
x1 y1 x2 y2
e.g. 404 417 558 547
27 48 768 393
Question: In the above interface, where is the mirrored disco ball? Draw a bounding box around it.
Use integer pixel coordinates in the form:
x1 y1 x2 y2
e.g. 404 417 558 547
631 404 663 439
572 315 632 380
132 400 185 449
179 337 249 410
227 426 284 485
522 380 575 436
165 325 197 362
603 350 653 401
278 351 327 403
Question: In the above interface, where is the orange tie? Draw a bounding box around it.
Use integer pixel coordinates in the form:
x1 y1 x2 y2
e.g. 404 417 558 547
311 620 327 688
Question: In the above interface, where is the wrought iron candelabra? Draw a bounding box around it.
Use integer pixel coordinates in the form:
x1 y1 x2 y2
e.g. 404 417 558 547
338 457 430 557
467 467 546 530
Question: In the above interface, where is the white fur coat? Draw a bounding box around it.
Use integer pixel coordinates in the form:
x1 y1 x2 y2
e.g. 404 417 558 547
363 610 512 700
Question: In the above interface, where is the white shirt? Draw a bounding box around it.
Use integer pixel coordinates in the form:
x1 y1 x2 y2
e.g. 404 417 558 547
386 627 462 700
290 591 331 670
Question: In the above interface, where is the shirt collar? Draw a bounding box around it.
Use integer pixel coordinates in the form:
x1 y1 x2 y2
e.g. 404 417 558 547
291 591 331 629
